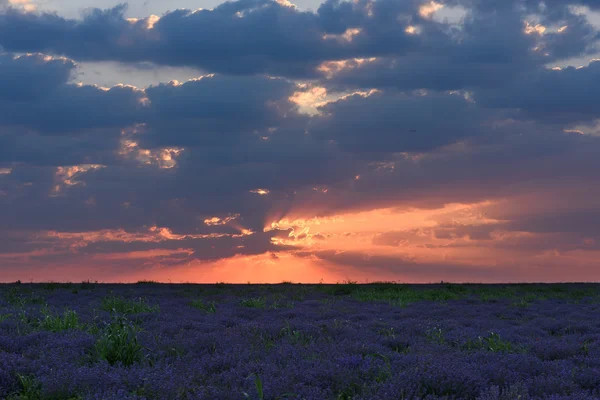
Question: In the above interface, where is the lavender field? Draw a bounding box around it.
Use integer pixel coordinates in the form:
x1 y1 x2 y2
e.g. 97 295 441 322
1 282 600 400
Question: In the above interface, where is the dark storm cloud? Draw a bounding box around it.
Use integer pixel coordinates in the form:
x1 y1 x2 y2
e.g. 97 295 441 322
326 4 535 90
0 53 142 167
324 55 528 92
324 0 598 92
0 128 122 166
309 90 486 153
0 83 143 134
490 208 600 237
0 54 310 165
0 53 75 101
0 53 144 135
139 75 300 148
475 60 600 125
2 0 596 82
0 0 341 77
276 127 600 218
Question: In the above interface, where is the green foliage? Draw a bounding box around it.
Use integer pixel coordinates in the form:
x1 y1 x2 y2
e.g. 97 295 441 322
94 316 143 366
4 288 45 307
290 286 310 301
243 373 264 400
0 313 12 322
279 320 313 346
354 286 466 306
443 283 469 293
462 331 524 353
38 309 82 332
269 295 295 309
243 373 297 400
17 310 36 333
315 280 360 296
479 293 501 303
580 339 592 355
240 297 267 308
136 280 158 284
335 382 365 400
511 297 531 308
41 282 73 291
190 298 217 313
7 373 83 400
248 326 279 352
390 342 411 354
365 352 392 383
377 326 396 339
100 295 159 314
341 283 600 305
477 286 517 302
425 326 446 345
7 373 41 400
79 280 97 290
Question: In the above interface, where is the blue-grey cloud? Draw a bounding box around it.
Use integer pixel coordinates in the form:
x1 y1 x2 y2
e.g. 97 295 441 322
2 0 596 83
0 1 339 77
475 60 600 125
325 2 599 92
309 90 485 153
0 53 144 135
139 75 301 148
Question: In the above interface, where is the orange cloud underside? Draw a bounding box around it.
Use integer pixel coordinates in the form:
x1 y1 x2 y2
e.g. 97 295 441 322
4 198 600 283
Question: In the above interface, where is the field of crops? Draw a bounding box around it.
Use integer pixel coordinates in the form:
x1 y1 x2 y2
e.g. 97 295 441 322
1 281 600 399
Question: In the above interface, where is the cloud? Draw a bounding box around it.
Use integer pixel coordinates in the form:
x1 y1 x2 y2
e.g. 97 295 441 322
139 75 300 148
0 53 144 135
475 60 600 125
323 1 599 92
309 90 486 153
2 0 596 84
0 52 74 101
266 126 600 222
0 1 338 77
298 249 514 281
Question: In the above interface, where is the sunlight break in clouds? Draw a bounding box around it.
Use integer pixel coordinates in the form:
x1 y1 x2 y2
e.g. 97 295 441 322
7 0 36 11
322 28 362 42
50 165 105 196
289 85 328 114
418 1 443 19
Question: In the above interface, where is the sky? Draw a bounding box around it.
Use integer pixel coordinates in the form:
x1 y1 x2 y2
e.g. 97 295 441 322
1 0 600 283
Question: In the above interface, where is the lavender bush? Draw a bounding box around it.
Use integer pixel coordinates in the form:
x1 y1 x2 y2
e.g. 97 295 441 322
1 282 600 399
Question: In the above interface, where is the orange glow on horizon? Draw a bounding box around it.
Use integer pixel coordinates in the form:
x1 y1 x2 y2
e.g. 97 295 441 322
5 195 600 283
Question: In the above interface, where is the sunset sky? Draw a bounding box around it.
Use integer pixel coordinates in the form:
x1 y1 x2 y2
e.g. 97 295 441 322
1 0 600 283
